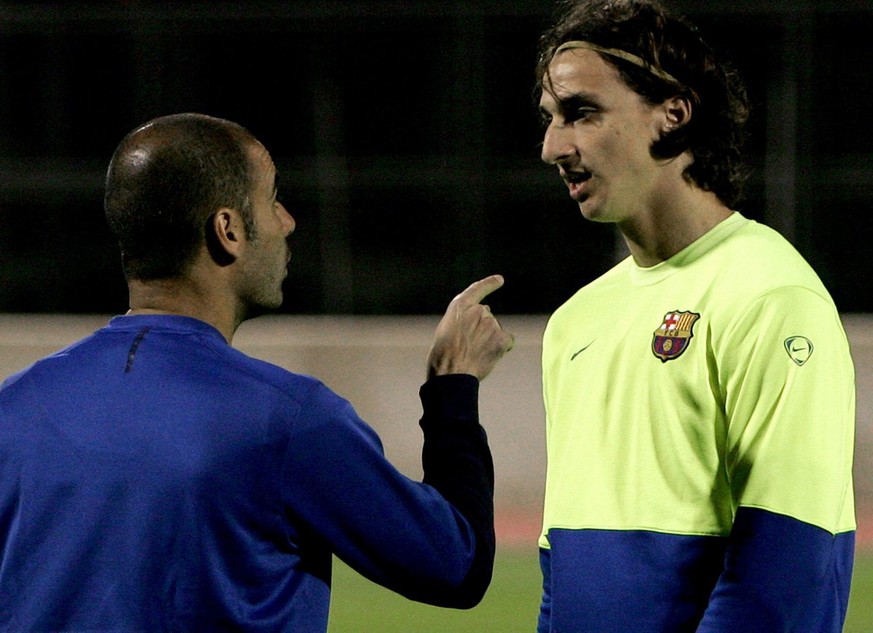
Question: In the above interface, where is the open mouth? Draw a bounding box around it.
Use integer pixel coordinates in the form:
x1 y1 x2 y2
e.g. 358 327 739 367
564 170 591 185
562 170 592 200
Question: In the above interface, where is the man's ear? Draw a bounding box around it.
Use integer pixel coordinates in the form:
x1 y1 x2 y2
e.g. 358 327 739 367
205 208 243 266
662 95 692 133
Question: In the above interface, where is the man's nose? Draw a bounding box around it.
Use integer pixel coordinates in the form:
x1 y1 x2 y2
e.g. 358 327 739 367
279 203 296 236
541 122 576 165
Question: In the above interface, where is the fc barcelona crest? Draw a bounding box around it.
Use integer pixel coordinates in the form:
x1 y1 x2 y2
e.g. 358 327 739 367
652 310 700 362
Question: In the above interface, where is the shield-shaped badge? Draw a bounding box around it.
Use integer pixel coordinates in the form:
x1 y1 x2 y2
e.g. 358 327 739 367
784 336 814 366
652 311 700 363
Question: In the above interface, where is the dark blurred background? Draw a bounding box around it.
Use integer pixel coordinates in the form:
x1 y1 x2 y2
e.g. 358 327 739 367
0 0 870 315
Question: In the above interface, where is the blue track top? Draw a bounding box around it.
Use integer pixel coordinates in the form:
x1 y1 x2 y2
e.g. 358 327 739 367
0 315 494 632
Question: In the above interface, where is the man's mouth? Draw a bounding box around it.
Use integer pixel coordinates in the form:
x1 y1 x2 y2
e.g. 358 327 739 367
562 170 592 200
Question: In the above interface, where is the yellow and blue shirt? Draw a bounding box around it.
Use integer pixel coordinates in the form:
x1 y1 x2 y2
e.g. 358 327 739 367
540 213 855 632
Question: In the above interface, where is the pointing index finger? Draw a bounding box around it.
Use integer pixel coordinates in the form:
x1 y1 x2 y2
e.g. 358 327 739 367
455 275 505 306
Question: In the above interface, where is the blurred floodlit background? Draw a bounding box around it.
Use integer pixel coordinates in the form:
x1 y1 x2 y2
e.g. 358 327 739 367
0 1 871 316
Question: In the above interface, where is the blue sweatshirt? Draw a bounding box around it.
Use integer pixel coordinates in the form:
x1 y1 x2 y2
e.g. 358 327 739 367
0 315 494 632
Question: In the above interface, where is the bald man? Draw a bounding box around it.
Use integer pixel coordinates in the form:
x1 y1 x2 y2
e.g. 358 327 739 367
0 113 513 632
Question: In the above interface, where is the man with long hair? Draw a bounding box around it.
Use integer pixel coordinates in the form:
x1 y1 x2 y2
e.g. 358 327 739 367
535 2 855 630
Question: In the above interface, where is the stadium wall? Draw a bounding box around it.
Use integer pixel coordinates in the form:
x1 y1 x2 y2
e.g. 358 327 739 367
0 313 869 548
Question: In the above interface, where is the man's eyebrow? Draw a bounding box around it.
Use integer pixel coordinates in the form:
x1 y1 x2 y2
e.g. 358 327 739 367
556 93 602 112
540 91 603 118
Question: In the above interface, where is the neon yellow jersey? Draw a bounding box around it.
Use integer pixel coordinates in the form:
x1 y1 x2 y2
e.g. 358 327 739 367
540 213 856 547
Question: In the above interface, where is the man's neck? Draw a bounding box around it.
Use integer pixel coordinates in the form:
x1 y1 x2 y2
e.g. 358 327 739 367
618 185 732 267
126 277 241 343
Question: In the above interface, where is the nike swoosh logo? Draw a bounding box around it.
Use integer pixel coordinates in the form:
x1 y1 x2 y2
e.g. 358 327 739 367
784 336 814 366
570 341 595 361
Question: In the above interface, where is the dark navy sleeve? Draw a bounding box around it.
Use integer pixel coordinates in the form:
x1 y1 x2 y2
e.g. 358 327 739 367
280 373 494 609
418 374 494 605
537 548 552 633
697 507 855 632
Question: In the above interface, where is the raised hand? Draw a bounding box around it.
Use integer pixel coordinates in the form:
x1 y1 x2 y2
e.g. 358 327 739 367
426 275 515 381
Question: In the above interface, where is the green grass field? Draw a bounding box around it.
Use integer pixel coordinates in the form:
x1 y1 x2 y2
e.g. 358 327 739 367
328 548 873 632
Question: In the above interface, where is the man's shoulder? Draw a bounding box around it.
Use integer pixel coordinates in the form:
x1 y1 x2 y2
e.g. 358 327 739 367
0 319 330 412
218 345 331 404
717 217 802 261
710 219 832 302
0 328 104 395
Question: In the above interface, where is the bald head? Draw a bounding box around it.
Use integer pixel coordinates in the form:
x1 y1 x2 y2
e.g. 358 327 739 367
105 113 259 280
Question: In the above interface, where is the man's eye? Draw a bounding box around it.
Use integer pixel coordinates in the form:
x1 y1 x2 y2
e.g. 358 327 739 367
570 107 597 122
538 113 553 129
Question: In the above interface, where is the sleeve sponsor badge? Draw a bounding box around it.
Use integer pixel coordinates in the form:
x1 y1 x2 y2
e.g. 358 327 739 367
784 336 814 366
652 310 700 363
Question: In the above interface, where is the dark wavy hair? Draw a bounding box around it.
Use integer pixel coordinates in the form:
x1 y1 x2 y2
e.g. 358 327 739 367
535 0 750 207
104 113 257 281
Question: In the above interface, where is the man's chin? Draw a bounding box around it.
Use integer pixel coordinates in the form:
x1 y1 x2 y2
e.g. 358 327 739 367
242 294 284 321
578 200 601 221
578 199 614 223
